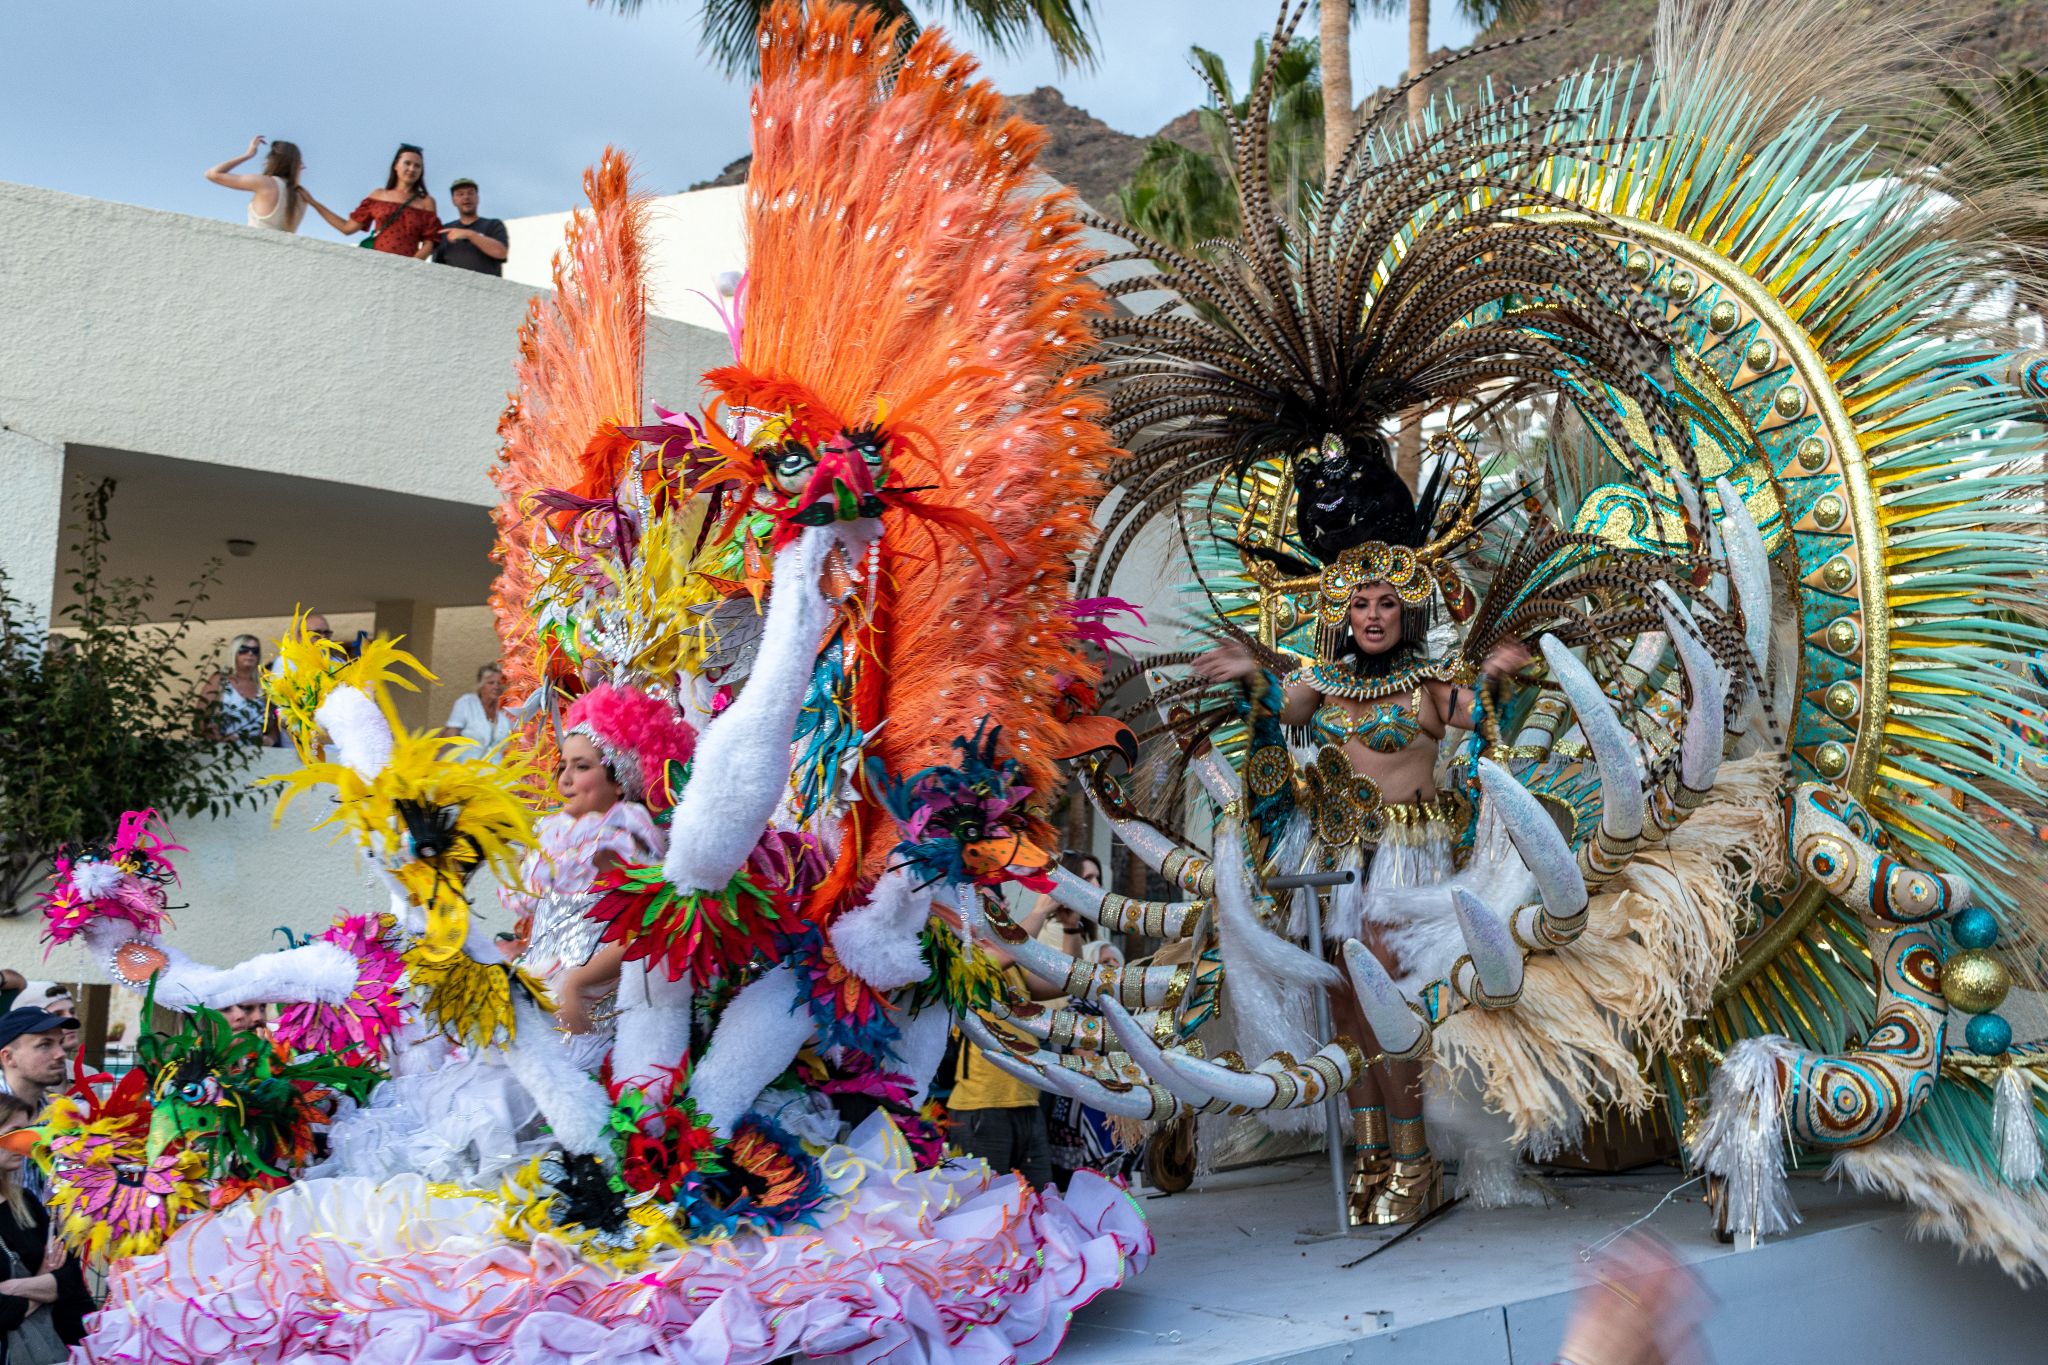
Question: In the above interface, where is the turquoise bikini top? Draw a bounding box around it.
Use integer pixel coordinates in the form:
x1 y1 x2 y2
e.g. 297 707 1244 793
1311 698 1420 754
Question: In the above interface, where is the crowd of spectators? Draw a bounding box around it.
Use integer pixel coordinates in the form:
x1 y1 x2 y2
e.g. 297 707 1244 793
207 136 507 275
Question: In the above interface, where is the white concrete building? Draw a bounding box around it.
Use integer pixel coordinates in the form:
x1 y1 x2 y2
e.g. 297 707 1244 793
0 180 730 977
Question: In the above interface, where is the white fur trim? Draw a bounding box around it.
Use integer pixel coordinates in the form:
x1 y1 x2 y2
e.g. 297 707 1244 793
665 529 832 894
827 869 932 992
503 997 612 1156
610 963 693 1101
314 685 394 782
70 862 123 900
687 962 816 1135
898 1006 954 1106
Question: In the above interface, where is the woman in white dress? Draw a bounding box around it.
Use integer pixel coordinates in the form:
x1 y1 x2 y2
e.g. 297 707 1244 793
203 135 307 233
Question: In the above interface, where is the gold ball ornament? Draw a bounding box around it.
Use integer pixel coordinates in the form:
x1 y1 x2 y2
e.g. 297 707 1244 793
1709 300 1738 332
1941 949 2012 1016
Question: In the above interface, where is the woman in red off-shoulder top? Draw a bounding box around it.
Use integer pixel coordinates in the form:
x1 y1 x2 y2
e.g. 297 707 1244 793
303 143 440 259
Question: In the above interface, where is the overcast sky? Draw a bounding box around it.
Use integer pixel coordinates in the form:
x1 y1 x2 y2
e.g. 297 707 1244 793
3 1 1472 239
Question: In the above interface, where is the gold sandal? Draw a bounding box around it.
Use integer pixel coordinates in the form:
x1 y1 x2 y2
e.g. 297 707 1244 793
1364 1152 1444 1225
1346 1106 1390 1227
1347 1148 1391 1226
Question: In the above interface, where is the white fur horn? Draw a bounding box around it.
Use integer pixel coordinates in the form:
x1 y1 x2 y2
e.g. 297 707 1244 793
665 528 833 895
1341 939 1429 1062
1450 887 1524 1008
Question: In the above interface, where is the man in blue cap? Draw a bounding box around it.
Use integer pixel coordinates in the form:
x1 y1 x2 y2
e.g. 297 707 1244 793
0 1008 79 1199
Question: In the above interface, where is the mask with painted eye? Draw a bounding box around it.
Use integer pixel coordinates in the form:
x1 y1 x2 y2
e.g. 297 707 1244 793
766 439 819 498
179 1075 222 1107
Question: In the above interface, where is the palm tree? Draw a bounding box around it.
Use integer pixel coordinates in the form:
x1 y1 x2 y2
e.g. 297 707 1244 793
1113 35 1323 259
1320 0 1355 179
681 0 1097 78
1356 0 1538 128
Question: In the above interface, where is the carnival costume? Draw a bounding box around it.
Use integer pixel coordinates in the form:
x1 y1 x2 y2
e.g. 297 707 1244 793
961 0 2048 1281
32 6 1151 1361
24 2 2048 1358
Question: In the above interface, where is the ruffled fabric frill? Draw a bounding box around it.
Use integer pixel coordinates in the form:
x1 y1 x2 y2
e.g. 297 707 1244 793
82 1115 1151 1365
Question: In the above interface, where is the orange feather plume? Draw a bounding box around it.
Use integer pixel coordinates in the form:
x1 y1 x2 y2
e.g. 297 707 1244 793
489 148 650 705
736 2 1114 887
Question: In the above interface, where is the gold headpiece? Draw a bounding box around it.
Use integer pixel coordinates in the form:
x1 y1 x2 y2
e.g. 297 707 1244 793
1314 435 1483 632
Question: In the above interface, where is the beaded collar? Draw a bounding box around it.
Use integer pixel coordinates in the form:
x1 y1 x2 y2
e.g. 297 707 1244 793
1286 652 1468 703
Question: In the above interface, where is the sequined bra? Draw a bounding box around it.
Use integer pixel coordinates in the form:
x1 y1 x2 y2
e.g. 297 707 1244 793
1311 697 1421 754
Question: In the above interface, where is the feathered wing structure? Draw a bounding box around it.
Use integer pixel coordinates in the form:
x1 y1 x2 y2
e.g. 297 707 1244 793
1079 4 1698 613
490 149 650 708
950 0 2048 1270
716 1 1114 899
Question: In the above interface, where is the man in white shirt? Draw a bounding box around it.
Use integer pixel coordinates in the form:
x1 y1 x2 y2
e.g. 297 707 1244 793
439 662 513 756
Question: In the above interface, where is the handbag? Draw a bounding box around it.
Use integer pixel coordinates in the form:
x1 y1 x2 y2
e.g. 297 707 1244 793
358 188 424 249
0 1236 66 1365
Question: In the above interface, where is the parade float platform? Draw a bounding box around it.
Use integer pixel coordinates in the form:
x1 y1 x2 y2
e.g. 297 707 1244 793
1061 1157 2042 1365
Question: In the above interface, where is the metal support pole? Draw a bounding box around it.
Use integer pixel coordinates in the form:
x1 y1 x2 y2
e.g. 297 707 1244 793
1266 869 1356 1236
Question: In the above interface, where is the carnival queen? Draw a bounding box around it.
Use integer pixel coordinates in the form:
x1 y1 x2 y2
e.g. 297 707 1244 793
1193 435 1529 1226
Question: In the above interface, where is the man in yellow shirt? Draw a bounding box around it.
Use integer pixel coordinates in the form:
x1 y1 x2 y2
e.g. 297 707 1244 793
948 894 1067 1190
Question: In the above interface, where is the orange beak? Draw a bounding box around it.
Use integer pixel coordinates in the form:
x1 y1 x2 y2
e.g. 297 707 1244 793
0 1130 40 1158
961 831 1050 878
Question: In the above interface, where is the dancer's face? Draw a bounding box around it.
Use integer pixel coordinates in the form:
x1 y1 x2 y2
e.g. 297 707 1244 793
558 735 623 817
1349 582 1403 656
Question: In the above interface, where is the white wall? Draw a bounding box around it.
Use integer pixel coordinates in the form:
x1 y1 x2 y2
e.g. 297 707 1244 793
0 748 504 988
0 180 733 607
504 186 747 334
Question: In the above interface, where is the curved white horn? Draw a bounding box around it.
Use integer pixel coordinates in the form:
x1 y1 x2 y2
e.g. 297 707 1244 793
1161 1040 1360 1112
958 1012 1184 1121
1714 477 1774 687
1045 864 1203 940
1101 998 1222 1108
1475 758 1589 925
1539 634 1646 853
1450 887 1524 1008
962 885 1186 1007
1341 939 1429 1061
1652 583 1731 794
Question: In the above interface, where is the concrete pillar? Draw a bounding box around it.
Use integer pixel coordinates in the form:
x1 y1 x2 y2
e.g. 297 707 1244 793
0 428 66 626
373 598 437 730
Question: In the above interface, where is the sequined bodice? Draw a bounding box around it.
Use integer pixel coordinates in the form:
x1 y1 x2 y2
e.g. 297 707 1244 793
1311 698 1419 754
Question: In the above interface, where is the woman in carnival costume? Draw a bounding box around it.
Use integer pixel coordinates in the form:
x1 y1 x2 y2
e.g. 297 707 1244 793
34 5 1153 1361
505 683 691 1041
966 0 2048 1279
1193 444 1533 1223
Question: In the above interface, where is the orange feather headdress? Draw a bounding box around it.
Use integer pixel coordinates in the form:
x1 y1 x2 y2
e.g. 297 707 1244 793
489 149 650 708
720 2 1115 896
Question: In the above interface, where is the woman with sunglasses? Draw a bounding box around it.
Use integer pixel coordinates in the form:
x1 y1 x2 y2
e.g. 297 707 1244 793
196 634 270 743
303 143 440 260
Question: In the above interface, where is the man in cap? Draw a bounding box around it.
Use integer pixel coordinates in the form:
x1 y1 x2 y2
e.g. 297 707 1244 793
0 1008 80 1198
435 178 508 276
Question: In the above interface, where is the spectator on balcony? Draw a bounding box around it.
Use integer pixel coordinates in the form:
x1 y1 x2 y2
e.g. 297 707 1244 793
439 662 514 756
304 144 440 260
434 179 509 277
205 135 308 234
197 634 270 744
